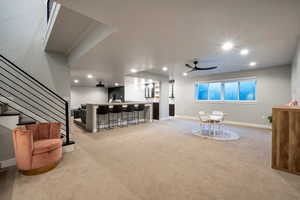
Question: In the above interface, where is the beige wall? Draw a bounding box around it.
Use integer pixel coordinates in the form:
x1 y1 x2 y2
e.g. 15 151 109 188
175 65 291 126
291 39 300 101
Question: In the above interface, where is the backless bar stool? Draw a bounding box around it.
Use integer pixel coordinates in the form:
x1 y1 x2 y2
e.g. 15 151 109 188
109 105 123 128
97 105 109 131
135 104 145 124
123 104 135 126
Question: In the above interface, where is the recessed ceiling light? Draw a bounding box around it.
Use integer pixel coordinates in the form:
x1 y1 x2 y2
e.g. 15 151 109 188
240 49 249 56
74 79 79 83
162 67 168 71
183 72 188 76
87 74 93 79
131 68 137 73
114 83 119 86
249 62 257 67
222 41 234 51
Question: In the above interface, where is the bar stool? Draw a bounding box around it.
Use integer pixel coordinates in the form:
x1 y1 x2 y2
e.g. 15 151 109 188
109 105 123 128
97 105 109 131
135 104 145 124
123 104 135 126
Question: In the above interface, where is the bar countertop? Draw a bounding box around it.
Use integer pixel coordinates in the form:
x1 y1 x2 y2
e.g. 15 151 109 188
86 101 153 106
85 102 153 133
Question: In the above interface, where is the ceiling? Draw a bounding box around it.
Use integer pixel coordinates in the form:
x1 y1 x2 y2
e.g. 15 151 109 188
45 6 96 55
56 0 300 87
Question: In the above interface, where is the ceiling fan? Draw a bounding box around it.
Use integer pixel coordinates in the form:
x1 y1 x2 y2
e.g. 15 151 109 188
185 61 217 73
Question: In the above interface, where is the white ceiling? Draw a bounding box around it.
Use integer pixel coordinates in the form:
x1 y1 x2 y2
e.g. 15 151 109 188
57 0 300 86
45 6 96 55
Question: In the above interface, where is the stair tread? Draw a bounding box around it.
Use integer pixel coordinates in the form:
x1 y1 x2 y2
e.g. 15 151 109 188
0 111 20 116
17 118 36 126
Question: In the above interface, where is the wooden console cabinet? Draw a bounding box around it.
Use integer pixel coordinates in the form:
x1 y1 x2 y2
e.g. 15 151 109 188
272 106 300 175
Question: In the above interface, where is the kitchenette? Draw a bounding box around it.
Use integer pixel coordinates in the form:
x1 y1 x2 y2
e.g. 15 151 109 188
71 75 172 133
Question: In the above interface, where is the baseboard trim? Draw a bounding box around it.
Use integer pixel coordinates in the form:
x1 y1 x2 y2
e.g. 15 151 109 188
0 158 16 168
223 120 271 130
175 115 198 121
160 117 170 121
175 115 272 130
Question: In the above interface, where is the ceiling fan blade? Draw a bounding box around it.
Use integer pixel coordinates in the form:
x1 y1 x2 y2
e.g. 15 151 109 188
198 66 218 70
187 68 196 73
185 64 194 69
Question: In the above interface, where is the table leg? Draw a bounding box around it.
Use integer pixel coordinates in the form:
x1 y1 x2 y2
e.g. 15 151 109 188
213 122 216 137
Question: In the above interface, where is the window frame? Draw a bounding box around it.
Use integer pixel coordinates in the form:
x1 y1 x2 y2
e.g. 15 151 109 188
195 77 257 104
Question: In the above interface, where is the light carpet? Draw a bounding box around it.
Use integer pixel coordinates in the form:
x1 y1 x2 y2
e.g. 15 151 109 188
1 119 300 200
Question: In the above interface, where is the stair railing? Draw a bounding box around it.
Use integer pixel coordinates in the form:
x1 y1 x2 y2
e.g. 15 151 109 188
0 54 74 146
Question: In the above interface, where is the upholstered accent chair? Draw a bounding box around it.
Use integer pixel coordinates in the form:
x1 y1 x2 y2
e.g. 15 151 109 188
12 122 63 175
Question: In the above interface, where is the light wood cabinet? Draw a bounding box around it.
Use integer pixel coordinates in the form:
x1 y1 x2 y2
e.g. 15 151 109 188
272 106 300 175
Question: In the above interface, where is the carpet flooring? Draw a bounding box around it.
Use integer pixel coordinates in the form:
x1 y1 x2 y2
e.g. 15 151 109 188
1 119 300 200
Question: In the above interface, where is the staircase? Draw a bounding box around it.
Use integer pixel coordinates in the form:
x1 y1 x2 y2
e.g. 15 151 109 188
0 54 74 146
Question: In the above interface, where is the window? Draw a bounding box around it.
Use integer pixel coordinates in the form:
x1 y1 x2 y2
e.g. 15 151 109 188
195 83 208 100
208 82 222 100
195 82 222 101
224 81 239 100
239 80 256 101
195 78 256 102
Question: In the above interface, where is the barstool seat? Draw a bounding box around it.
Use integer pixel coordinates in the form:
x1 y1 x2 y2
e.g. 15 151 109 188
135 104 146 124
97 105 109 131
109 105 123 128
123 104 135 126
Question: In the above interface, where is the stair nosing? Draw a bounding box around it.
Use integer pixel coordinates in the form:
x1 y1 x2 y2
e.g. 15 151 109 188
0 113 20 116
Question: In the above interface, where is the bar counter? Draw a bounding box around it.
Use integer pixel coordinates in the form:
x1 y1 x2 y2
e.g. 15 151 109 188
85 102 153 133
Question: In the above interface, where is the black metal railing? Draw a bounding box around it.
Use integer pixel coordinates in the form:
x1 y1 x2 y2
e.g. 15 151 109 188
0 54 74 146
47 0 55 23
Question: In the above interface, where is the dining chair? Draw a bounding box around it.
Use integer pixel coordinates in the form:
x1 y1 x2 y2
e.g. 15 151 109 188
198 111 210 133
212 111 225 134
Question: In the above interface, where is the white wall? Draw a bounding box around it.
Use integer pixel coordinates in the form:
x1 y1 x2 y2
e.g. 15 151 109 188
291 38 300 101
0 0 70 99
175 65 291 126
159 80 170 120
124 77 146 102
0 116 19 163
71 86 108 109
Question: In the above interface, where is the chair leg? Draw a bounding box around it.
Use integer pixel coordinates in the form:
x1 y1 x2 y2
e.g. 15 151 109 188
120 112 123 127
108 113 111 129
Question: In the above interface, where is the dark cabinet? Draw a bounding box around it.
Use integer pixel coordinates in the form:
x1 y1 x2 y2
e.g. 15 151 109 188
169 104 175 116
153 103 159 120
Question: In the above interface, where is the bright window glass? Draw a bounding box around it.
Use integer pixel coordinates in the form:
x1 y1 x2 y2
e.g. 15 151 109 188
196 83 208 100
224 82 239 100
208 82 221 100
239 80 256 101
195 78 256 102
